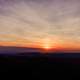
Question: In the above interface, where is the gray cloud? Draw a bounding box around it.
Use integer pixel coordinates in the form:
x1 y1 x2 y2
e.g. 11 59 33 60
0 0 80 44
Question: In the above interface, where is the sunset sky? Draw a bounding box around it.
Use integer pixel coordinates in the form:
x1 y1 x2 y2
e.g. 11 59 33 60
0 0 80 50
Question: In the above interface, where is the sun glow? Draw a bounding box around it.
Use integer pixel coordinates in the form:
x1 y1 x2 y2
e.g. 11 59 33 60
43 44 51 50
41 38 52 50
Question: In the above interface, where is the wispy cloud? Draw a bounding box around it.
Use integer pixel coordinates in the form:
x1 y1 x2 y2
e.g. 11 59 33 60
0 0 80 47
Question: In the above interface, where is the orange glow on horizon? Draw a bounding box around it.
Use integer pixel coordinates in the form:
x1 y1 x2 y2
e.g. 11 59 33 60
0 41 80 52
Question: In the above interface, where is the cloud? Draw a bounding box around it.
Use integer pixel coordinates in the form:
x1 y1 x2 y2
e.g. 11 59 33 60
0 0 80 46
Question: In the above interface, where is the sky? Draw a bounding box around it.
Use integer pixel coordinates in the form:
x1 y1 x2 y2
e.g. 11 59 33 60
0 0 80 49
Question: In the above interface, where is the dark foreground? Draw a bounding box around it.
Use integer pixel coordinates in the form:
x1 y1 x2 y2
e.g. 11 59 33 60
0 52 80 75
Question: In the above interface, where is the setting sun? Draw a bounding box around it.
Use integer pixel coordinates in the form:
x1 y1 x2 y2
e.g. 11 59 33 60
43 43 51 50
41 38 52 50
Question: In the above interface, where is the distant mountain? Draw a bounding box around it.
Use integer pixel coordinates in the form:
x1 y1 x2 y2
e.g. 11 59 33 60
0 46 80 55
0 46 42 54
0 46 80 59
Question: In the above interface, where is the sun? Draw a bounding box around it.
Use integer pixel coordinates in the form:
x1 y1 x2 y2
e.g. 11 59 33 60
41 38 52 50
42 43 51 50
